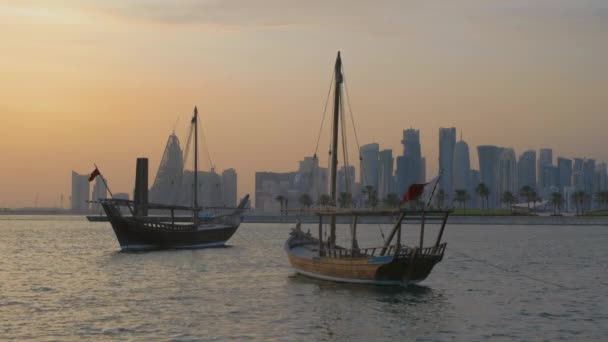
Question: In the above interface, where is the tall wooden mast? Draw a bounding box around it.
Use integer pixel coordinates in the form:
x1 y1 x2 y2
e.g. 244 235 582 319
193 106 199 222
329 51 342 246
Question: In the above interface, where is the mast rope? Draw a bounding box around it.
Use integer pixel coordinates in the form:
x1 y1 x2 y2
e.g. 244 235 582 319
198 114 215 171
313 71 335 158
447 247 575 290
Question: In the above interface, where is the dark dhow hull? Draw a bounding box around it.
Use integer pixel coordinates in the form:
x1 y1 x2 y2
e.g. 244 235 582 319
107 215 239 251
100 195 249 251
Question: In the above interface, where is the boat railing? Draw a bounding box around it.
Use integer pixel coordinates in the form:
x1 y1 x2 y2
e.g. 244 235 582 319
321 243 446 259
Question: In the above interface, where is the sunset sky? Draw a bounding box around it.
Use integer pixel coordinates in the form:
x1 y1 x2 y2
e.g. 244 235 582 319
1 0 607 207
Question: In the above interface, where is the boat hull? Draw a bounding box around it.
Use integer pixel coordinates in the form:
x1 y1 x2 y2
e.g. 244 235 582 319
107 215 239 251
285 235 444 285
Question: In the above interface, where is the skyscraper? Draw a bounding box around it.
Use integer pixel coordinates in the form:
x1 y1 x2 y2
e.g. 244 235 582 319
596 163 608 193
538 148 553 195
221 168 237 207
360 143 379 191
557 157 572 193
477 145 502 208
573 158 584 190
517 150 536 190
583 158 596 197
396 129 422 195
297 156 328 201
149 134 184 205
377 149 394 199
498 148 517 198
453 139 471 192
71 171 89 213
438 127 456 197
337 165 356 195
91 176 108 213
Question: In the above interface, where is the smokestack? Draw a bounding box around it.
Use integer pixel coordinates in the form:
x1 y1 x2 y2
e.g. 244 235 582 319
134 158 149 217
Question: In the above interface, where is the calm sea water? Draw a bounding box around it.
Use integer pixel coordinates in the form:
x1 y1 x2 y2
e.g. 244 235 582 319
0 216 606 341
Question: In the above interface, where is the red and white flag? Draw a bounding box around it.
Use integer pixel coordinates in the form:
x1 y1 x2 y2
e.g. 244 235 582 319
401 176 440 203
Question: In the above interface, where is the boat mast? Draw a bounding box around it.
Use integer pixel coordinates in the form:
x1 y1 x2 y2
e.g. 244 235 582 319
193 106 199 222
329 51 342 247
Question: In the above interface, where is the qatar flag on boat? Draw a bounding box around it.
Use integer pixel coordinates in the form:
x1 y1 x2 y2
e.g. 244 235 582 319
401 176 440 203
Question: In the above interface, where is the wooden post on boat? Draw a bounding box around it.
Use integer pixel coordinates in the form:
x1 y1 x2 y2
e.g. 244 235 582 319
380 211 406 256
396 218 402 253
434 211 450 248
351 215 359 253
318 215 323 255
419 211 426 249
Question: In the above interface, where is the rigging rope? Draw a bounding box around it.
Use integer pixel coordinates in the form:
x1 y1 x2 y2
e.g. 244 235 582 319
313 71 335 159
447 247 575 290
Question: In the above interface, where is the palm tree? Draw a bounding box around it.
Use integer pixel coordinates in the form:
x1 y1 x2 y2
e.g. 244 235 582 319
475 183 490 209
454 189 470 212
572 191 586 215
501 191 516 212
361 185 378 208
298 193 312 210
383 193 400 208
435 189 446 209
594 191 608 210
550 192 563 214
318 194 333 208
275 195 285 218
519 185 534 210
337 192 352 208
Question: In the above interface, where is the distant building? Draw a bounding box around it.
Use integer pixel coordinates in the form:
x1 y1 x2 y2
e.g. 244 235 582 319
420 157 426 183
469 169 481 207
114 193 129 200
255 171 298 213
583 159 596 209
498 148 517 199
337 166 356 195
557 157 572 194
453 139 471 193
296 156 328 202
91 176 108 213
360 143 380 192
538 148 553 195
517 150 536 190
178 170 223 208
477 145 502 208
438 127 456 197
149 134 184 205
221 169 237 207
377 149 394 199
71 171 89 213
573 158 584 191
396 129 423 195
596 162 608 193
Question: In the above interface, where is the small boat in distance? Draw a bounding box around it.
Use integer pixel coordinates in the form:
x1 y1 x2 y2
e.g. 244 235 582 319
285 52 451 285
101 107 249 251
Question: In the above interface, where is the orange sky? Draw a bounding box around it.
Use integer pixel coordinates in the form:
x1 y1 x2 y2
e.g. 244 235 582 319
1 1 607 207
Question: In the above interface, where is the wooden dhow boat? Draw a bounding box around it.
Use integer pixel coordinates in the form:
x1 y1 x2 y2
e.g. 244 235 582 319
100 107 250 251
285 52 451 285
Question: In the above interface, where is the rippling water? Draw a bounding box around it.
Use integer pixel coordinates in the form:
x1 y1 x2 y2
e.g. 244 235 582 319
1 216 607 341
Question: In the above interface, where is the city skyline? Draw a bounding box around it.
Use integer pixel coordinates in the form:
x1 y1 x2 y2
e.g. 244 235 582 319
2 1 608 207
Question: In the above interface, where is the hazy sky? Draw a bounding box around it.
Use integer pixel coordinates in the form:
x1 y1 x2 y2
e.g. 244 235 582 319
1 0 607 207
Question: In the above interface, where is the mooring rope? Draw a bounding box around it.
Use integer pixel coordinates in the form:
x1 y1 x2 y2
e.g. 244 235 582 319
447 247 576 290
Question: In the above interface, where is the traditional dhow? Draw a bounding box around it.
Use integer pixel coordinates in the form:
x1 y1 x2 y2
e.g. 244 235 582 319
285 52 451 285
100 107 249 251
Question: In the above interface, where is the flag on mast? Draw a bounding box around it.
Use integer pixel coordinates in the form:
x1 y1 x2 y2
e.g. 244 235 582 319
88 167 100 182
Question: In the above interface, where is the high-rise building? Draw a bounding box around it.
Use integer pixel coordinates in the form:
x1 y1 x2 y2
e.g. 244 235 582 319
538 148 553 194
438 127 456 197
498 148 517 198
583 159 596 200
91 176 108 213
469 169 481 207
453 139 471 192
396 129 422 195
477 145 502 208
573 158 584 191
296 156 328 201
255 171 298 212
337 166 356 195
517 150 536 191
595 163 608 193
420 157 426 183
221 168 237 207
360 143 380 192
149 134 184 205
377 149 394 199
557 157 572 193
71 171 89 213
